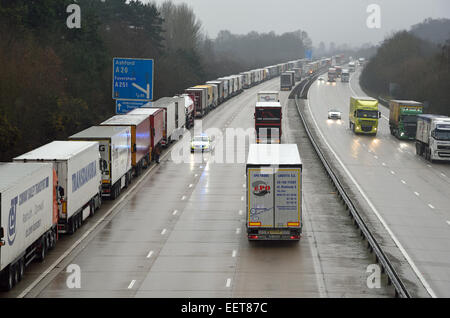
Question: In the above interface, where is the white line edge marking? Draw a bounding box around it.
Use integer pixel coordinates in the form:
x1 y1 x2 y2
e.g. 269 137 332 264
428 204 435 210
146 250 154 258
236 228 241 234
181 195 186 200
446 221 450 226
226 278 231 288
128 280 136 289
172 210 178 215
238 210 243 215
17 148 173 298
306 89 437 298
232 250 237 258
414 192 420 196
161 229 167 235
401 180 406 184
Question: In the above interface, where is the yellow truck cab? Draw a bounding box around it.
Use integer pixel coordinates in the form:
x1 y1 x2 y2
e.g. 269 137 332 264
349 96 380 135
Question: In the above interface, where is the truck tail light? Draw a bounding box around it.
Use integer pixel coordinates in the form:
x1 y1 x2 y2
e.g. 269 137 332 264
249 235 259 240
62 201 67 214
290 235 300 240
287 222 299 227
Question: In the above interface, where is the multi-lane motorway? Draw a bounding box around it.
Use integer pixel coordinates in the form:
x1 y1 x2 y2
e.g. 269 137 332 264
307 67 450 297
0 75 396 298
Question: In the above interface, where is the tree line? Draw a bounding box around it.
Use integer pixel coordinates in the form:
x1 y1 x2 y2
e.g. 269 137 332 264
360 19 450 116
0 0 311 161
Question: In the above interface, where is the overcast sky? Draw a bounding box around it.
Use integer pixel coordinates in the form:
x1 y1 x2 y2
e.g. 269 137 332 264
143 0 450 47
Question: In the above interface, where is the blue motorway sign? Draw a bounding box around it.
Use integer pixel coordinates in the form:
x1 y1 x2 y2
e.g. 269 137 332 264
305 49 312 60
113 58 154 100
116 99 150 114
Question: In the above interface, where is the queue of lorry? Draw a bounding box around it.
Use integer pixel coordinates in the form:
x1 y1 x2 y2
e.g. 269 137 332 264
1 55 321 291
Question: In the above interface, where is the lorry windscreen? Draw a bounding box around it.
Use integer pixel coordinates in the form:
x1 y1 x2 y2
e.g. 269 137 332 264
356 110 378 119
400 115 418 123
433 129 450 141
255 109 281 121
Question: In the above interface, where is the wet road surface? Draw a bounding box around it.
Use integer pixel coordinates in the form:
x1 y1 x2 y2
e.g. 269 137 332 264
2 76 393 298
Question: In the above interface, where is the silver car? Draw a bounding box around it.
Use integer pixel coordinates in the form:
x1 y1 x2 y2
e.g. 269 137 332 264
328 109 341 119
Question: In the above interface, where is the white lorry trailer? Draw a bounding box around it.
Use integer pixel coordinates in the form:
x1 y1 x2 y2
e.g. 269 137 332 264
143 96 185 144
257 91 280 102
415 114 450 162
0 162 57 291
69 126 132 199
246 144 302 241
14 141 102 234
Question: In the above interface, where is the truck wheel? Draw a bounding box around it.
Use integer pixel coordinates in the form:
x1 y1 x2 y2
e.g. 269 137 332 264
70 218 76 234
38 237 46 262
18 259 24 282
110 185 115 200
4 266 14 291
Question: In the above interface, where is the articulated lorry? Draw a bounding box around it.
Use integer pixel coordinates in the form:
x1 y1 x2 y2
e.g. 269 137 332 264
185 87 208 118
349 96 381 135
255 102 282 144
341 69 350 82
101 114 151 176
348 61 356 72
14 141 102 234
246 144 302 241
280 72 293 91
69 126 132 199
327 68 337 82
389 100 424 140
415 114 450 162
0 163 58 291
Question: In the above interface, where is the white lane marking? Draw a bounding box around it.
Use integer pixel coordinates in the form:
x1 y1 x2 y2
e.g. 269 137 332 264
382 162 386 166
161 229 167 235
146 250 154 258
428 204 435 210
414 192 420 196
390 170 395 175
241 196 244 201
446 221 450 226
226 278 231 288
232 250 237 258
305 97 437 298
195 174 198 177
188 184 193 188
17 146 173 298
427 164 432 168
238 210 243 215
128 280 136 289
374 155 378 159
172 210 178 215
440 173 446 178
401 180 406 184
181 195 187 200
242 183 246 188
236 228 241 234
